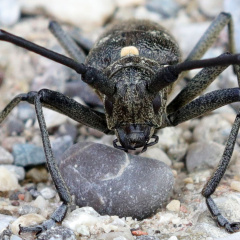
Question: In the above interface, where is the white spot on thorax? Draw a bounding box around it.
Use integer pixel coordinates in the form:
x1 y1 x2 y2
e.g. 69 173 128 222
121 46 139 57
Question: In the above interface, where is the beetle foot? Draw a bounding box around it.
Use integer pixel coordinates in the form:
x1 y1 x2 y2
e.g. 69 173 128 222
224 222 240 233
19 219 56 236
215 214 240 233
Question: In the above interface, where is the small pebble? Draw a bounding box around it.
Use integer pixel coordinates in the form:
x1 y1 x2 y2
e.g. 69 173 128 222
13 143 45 167
26 167 49 182
141 147 172 166
32 196 49 217
10 213 46 235
0 214 16 233
1 165 25 181
0 0 20 26
40 187 56 200
230 180 240 192
11 201 19 206
183 177 194 184
166 200 181 212
37 226 76 240
19 205 40 215
0 147 14 164
0 167 20 191
168 236 178 240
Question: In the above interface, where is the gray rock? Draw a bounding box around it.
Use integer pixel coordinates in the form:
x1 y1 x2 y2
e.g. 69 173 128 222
0 214 16 234
64 74 103 108
146 0 179 18
136 236 160 240
17 102 36 123
57 123 78 141
193 114 231 144
51 136 73 164
59 142 174 219
186 141 238 172
13 143 45 167
6 118 24 136
37 226 76 240
18 205 40 215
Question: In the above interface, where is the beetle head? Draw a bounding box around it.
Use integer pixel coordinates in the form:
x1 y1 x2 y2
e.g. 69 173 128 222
113 124 158 152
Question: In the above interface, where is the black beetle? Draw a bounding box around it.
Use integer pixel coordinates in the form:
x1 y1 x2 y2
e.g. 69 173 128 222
1 12 240 234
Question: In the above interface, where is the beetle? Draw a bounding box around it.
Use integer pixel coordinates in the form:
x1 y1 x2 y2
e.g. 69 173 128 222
1 12 240 234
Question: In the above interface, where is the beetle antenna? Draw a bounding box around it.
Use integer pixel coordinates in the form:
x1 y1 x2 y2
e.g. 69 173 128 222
148 53 240 93
0 29 115 96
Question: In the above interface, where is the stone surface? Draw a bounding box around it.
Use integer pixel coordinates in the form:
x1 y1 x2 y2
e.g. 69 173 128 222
0 167 20 191
0 0 20 26
0 147 14 164
193 115 232 144
186 141 238 172
141 147 172 166
18 205 40 215
59 142 174 219
20 0 116 32
0 214 16 233
10 213 46 235
39 187 56 200
37 226 76 240
13 143 45 166
166 200 181 212
1 165 25 181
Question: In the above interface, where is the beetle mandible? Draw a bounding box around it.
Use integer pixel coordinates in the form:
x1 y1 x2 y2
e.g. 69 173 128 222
1 12 240 234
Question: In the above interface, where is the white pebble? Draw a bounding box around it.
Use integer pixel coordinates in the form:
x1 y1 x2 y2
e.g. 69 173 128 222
168 236 178 240
76 225 90 236
40 187 56 199
10 214 46 235
0 167 20 191
62 207 100 232
230 180 240 192
166 200 181 212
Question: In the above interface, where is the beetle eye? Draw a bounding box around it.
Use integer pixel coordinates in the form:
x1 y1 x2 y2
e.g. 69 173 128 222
152 94 162 114
105 98 113 116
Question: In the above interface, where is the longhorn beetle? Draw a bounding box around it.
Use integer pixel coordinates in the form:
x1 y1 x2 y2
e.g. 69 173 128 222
1 12 240 234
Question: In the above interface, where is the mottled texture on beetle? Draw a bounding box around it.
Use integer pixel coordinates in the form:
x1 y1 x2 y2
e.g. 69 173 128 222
85 20 181 131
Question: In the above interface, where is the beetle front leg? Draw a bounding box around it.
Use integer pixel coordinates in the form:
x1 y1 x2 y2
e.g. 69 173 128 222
202 113 240 233
20 93 72 235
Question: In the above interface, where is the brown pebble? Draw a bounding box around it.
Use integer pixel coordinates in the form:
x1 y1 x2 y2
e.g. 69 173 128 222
11 201 20 206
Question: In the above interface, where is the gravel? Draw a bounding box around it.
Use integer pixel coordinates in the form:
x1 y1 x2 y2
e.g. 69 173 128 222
1 0 240 239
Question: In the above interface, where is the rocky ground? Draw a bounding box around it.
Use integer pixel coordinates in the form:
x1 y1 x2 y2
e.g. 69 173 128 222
1 0 240 239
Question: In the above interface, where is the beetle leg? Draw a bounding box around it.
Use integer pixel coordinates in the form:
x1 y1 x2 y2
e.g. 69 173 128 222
18 92 71 234
202 113 240 233
49 21 86 63
113 139 132 152
185 12 240 84
167 53 230 113
167 88 240 126
0 90 111 134
167 89 240 232
141 135 159 153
